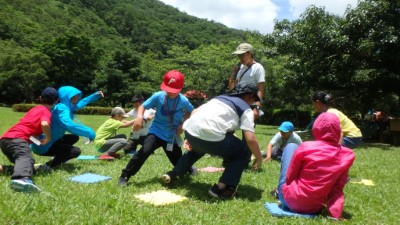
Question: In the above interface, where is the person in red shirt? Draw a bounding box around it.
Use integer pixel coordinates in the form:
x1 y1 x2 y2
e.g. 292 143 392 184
0 87 59 193
277 112 355 219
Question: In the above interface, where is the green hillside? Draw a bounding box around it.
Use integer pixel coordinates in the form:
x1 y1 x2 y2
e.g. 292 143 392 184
1 0 244 53
0 0 246 105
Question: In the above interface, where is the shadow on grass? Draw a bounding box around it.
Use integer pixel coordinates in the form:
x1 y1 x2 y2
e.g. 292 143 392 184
1 162 82 177
48 163 82 174
342 211 353 220
161 177 263 202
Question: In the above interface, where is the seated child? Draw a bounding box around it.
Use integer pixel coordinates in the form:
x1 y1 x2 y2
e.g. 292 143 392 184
263 121 302 162
277 112 355 220
0 87 59 193
94 107 135 159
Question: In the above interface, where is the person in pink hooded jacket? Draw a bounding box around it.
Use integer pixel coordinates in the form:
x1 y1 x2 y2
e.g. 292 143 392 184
277 112 355 219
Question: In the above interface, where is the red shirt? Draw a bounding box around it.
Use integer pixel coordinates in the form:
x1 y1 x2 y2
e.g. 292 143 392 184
1 105 52 142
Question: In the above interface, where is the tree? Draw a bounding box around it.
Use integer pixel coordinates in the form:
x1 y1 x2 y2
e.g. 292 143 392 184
40 34 102 94
342 0 400 113
0 40 51 104
266 1 400 115
92 48 141 107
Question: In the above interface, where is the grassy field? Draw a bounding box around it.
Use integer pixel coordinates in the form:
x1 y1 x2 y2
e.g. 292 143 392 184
0 106 399 224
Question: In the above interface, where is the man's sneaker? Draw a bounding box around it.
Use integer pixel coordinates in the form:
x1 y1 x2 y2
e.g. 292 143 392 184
270 188 278 199
10 178 41 193
161 171 177 184
118 177 129 186
34 164 52 174
208 184 237 198
99 154 115 160
108 152 121 159
189 166 198 176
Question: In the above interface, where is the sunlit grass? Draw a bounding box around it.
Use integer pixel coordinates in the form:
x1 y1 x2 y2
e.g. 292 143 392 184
0 107 399 224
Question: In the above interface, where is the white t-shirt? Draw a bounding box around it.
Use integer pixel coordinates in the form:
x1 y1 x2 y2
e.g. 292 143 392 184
235 62 265 86
127 108 156 136
183 98 255 142
269 132 302 150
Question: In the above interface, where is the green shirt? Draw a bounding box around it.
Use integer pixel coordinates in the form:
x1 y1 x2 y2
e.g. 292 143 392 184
93 118 122 150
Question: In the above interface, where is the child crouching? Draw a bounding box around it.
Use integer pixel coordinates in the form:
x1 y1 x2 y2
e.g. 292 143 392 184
94 107 135 160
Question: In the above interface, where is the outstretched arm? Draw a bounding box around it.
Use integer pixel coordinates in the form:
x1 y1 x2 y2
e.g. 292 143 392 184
133 105 145 131
243 130 262 171
76 91 104 110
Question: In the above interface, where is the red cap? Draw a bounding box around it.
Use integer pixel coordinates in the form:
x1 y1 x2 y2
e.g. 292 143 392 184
160 70 184 93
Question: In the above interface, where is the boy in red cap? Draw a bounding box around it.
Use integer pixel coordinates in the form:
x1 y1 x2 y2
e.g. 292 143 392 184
0 87 59 193
118 70 195 186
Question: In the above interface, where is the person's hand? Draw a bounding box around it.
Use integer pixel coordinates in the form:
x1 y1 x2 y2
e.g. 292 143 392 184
252 157 262 171
232 63 240 74
40 137 50 146
263 157 271 163
183 139 192 151
176 124 183 135
133 118 143 131
97 91 104 98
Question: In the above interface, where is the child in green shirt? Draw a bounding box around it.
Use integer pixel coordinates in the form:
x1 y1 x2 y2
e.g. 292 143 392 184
94 107 135 159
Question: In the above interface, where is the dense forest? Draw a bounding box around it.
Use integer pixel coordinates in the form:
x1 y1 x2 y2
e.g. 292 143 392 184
0 0 399 124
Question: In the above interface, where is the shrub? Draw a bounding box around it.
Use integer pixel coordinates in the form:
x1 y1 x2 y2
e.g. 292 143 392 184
12 104 36 112
265 109 312 128
12 104 121 115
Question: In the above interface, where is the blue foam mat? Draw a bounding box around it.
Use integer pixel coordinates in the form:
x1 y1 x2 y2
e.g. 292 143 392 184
68 173 111 183
77 155 98 160
264 202 318 218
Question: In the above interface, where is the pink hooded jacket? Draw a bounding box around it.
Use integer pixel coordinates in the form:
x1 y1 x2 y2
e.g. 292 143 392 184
282 112 355 219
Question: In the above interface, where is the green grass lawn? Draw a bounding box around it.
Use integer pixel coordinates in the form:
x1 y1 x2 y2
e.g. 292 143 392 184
0 107 399 224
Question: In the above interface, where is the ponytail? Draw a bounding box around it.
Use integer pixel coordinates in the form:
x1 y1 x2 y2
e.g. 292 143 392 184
312 91 334 105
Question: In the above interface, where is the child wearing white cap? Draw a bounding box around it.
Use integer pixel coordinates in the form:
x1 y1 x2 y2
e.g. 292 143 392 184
94 107 135 159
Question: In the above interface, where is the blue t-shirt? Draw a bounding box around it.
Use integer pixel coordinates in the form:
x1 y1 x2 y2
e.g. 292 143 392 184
143 91 194 142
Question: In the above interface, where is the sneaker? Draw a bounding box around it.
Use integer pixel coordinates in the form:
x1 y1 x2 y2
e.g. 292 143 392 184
108 152 121 159
124 150 137 156
261 152 267 158
99 154 115 160
34 164 52 174
208 184 237 198
10 178 41 193
270 188 278 199
222 159 228 168
161 171 177 184
189 166 198 176
118 177 129 186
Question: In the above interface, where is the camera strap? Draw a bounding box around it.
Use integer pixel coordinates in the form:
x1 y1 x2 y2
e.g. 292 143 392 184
237 63 255 82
